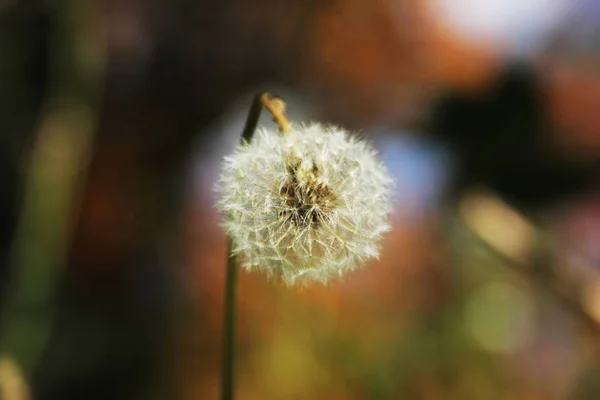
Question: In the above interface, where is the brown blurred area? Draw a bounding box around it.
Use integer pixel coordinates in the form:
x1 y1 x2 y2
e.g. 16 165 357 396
1 0 600 399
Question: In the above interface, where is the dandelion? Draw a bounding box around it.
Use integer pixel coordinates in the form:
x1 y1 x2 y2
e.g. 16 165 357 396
216 122 394 285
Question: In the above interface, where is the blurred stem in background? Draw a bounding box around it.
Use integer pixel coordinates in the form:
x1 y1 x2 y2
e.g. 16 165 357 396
459 190 600 357
221 93 290 400
0 0 106 389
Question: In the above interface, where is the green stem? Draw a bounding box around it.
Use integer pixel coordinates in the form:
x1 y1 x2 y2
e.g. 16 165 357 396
221 93 265 400
241 94 265 143
221 240 239 400
0 0 105 379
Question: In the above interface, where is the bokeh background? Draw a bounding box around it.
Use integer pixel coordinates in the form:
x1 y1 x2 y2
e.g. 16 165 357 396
1 0 600 399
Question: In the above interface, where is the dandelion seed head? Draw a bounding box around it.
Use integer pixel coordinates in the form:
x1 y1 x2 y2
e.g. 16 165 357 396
215 123 394 285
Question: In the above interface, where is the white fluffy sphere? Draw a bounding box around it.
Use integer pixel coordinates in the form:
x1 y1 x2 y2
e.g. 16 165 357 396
216 123 394 285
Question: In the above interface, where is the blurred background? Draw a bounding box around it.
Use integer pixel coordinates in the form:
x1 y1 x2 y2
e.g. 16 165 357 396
1 0 600 399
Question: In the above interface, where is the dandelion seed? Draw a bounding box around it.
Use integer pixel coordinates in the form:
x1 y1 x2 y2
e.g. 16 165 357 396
216 123 394 285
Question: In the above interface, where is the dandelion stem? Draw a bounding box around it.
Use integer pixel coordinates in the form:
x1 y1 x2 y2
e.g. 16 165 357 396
222 92 289 400
240 94 265 142
221 239 239 400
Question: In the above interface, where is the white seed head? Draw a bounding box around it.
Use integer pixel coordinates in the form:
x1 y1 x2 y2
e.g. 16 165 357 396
215 123 394 285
